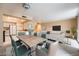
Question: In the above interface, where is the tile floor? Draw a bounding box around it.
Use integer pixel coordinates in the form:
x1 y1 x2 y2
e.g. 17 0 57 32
3 36 79 56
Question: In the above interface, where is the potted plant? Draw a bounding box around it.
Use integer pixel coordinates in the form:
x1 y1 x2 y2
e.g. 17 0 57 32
71 27 77 39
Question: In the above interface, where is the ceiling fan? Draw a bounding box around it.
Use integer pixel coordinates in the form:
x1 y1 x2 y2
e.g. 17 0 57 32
23 3 30 9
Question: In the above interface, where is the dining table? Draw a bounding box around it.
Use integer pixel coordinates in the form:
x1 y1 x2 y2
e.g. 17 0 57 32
17 35 46 47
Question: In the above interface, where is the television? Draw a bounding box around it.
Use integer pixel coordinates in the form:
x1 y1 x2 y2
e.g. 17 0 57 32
52 25 61 31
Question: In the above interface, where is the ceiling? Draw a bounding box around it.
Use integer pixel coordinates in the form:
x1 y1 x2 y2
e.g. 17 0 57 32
0 3 79 22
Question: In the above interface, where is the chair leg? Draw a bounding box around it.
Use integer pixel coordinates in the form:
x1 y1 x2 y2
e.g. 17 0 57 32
11 47 15 56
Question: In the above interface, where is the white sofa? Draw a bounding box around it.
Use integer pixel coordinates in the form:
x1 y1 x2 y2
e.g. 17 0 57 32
46 31 66 43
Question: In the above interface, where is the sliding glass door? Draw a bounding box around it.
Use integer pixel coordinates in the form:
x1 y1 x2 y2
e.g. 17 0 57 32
9 23 17 35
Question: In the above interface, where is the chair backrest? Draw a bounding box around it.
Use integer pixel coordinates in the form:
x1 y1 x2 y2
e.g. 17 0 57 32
10 35 16 47
10 35 20 55
10 35 31 56
18 32 26 36
41 34 46 38
48 41 58 56
34 32 37 36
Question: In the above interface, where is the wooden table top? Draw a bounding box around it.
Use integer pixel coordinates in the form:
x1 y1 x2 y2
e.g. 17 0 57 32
17 35 46 47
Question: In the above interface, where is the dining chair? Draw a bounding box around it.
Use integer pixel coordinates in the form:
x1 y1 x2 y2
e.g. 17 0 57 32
48 41 58 56
18 32 26 36
34 32 37 36
10 35 23 55
10 35 22 46
36 41 50 56
41 34 46 38
10 35 32 56
14 44 31 56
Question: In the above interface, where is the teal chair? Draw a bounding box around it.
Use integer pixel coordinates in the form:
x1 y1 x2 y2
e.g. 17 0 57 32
18 32 26 36
41 34 46 38
10 35 22 46
34 32 37 36
14 44 31 56
10 35 31 56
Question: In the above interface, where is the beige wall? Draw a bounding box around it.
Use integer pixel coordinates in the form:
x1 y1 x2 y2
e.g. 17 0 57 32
77 16 79 41
17 23 24 31
41 17 77 32
0 14 5 55
0 15 3 46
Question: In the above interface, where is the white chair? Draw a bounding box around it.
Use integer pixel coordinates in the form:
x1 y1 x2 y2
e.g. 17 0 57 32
48 41 59 56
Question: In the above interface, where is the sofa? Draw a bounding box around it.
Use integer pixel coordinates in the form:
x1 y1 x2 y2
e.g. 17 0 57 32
46 31 66 43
